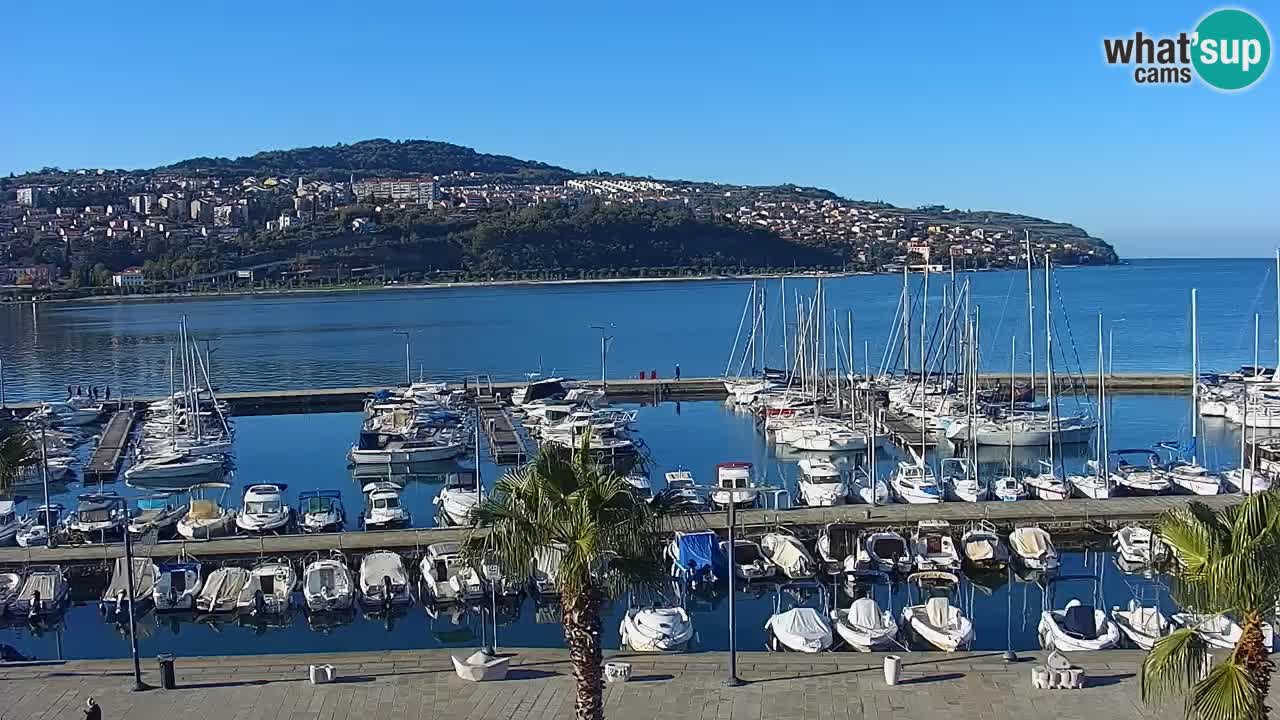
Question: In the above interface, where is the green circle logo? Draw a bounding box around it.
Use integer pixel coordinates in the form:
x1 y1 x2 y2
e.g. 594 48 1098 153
1193 8 1271 90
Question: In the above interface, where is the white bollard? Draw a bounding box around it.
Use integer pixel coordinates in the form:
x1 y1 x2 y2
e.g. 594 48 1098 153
883 655 902 686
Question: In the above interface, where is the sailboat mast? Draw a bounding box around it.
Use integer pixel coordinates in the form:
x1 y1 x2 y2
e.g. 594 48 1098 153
1097 313 1106 481
920 263 929 461
1275 248 1279 372
781 277 789 379
1009 336 1016 476
168 348 175 449
1026 231 1035 398
1044 254 1055 474
902 266 910 377
1191 288 1199 463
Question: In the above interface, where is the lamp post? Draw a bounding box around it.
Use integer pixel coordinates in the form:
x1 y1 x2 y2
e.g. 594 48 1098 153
724 497 744 687
122 527 147 691
589 324 615 391
393 331 411 387
1002 562 1017 662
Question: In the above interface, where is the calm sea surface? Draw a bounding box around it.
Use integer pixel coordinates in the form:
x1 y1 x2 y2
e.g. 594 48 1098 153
1 259 1277 401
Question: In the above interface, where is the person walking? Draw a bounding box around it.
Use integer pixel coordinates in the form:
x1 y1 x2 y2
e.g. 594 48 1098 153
83 698 101 720
675 363 681 381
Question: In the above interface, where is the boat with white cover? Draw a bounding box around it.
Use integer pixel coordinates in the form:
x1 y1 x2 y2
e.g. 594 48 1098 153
831 593 899 651
9 565 68 618
235 484 292 534
419 541 484 605
960 521 1008 570
1114 600 1169 650
303 551 355 612
766 583 834 652
796 458 847 506
196 567 249 613
1009 527 1059 572
99 557 156 618
620 606 695 652
759 532 817 579
1113 526 1165 566
1171 613 1275 651
358 551 413 609
901 572 973 651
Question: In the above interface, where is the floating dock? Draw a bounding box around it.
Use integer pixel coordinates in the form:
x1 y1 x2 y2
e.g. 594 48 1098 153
477 397 531 465
0 493 1235 569
82 410 139 484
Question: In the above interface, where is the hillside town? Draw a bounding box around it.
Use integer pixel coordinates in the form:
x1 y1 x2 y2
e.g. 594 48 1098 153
0 161 1116 295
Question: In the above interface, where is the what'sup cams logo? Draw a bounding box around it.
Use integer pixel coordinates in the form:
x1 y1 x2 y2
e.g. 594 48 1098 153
1104 8 1270 90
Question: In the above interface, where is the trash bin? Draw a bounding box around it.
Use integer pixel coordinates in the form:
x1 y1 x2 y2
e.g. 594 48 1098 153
157 653 176 690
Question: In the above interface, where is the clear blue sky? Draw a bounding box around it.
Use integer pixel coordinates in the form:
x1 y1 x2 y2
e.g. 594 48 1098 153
3 1 1276 257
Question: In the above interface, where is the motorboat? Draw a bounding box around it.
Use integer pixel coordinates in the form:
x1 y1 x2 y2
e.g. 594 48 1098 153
1114 600 1169 650
786 424 868 453
298 490 345 533
941 458 988 502
817 523 863 576
361 482 410 530
0 500 19 545
796 458 847 506
435 471 482 526
348 429 466 465
620 606 695 652
992 475 1028 502
890 461 942 504
1008 527 1059 572
714 539 777 582
901 572 973 651
235 484 292 534
16 504 64 547
1068 468 1111 499
1158 460 1223 497
1024 461 1070 501
124 451 224 483
960 521 1009 570
196 567 250 613
831 593 899 651
128 494 185 537
912 520 960 572
0 572 21 614
849 466 890 506
358 551 413 609
709 462 759 509
9 565 68 618
419 541 484 605
66 492 128 538
1109 450 1171 496
766 583 834 652
622 473 654 502
663 470 705 510
238 558 297 615
1113 526 1166 566
864 530 913 575
668 530 717 587
1223 467 1273 495
37 398 105 426
1172 613 1275 652
98 557 156 618
1038 576 1121 651
153 557 202 611
175 482 236 540
303 551 355 612
531 544 565 597
512 376 568 408
759 532 817 579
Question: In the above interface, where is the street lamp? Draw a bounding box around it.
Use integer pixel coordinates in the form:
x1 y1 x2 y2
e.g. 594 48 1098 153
393 331 411 387
589 324 615 391
724 497 744 687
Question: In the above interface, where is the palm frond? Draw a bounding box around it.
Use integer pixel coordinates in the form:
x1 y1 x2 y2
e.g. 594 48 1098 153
1141 628 1210 707
1190 658 1263 720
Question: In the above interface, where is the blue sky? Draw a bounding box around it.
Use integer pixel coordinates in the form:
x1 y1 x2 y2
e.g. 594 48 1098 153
3 1 1276 257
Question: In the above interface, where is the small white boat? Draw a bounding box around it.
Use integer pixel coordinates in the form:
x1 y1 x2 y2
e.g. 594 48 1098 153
196 567 249 613
303 551 355 612
766 584 834 652
175 482 236 540
890 461 942 504
620 606 695 652
864 530 913 575
419 541 484 605
16 504 64 547
348 429 466 465
912 520 960 572
153 558 202 612
67 492 128 538
1159 462 1223 496
831 595 899 651
98 557 156 618
297 490 345 533
124 451 223 483
663 470 704 510
1109 450 1171 496
9 565 68 618
1024 461 1070 501
235 484 292 534
709 462 759 509
759 532 817 579
1113 526 1165 566
434 471 482 527
901 572 973 651
361 482 410 530
128 494 185 537
941 458 987 502
358 551 413 609
238 558 297 615
1114 600 1169 650
960 521 1009 569
622 473 654 502
992 475 1028 502
1068 462 1111 499
1172 613 1274 651
817 523 864 576
1009 527 1059 571
849 466 890 506
796 458 847 506
1223 467 1273 494
715 539 777 581
1038 576 1121 651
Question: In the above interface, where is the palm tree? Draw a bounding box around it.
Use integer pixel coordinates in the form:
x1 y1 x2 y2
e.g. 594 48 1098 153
468 442 685 720
1141 493 1280 720
0 422 35 494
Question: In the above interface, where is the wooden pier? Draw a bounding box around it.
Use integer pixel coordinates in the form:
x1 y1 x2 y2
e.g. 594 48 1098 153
82 410 138 484
477 397 531 465
0 493 1237 569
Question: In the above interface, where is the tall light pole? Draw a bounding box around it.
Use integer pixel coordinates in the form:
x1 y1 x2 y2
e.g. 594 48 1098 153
724 496 743 687
393 331 411 387
589 324 615 391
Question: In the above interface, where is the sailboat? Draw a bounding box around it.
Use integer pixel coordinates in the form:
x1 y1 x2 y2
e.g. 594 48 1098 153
1070 314 1112 499
1156 289 1222 496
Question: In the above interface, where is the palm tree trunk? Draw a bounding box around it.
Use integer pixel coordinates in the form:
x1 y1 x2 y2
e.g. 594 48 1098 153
561 588 604 720
1235 609 1275 719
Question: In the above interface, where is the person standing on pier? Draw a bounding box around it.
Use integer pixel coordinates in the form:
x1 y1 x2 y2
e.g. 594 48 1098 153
675 363 681 381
